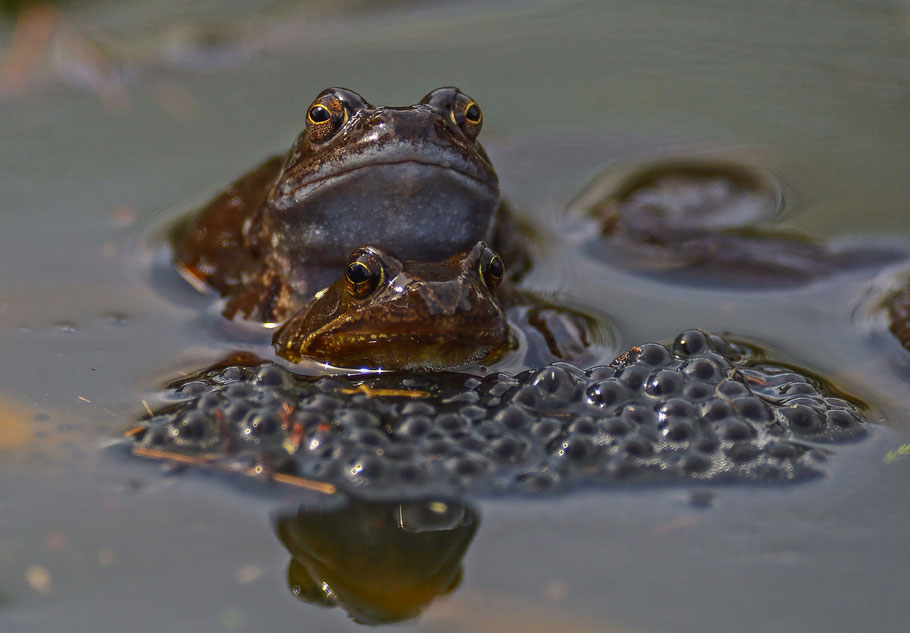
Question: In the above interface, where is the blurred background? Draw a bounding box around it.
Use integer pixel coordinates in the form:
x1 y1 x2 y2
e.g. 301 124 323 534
2 2 909 633
3 0 909 237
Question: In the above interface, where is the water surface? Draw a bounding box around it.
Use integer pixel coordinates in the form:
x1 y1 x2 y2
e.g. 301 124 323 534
1 1 909 631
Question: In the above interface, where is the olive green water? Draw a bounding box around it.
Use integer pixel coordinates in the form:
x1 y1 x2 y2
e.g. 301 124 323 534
1 1 909 632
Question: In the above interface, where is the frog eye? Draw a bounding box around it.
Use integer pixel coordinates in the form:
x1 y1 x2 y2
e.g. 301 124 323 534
345 252 385 299
306 94 348 143
421 88 484 142
464 102 482 125
308 105 331 123
478 249 504 291
450 95 483 142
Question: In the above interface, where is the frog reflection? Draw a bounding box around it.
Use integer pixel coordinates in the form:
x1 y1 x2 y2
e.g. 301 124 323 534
172 86 507 323
273 496 478 625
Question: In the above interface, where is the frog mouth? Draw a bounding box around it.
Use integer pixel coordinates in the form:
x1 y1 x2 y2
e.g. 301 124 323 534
312 328 506 346
300 329 509 370
268 148 500 262
289 159 498 197
296 322 510 369
305 318 508 347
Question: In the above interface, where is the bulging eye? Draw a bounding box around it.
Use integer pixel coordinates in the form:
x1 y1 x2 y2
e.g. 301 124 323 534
450 95 483 141
345 251 385 299
306 94 348 143
421 88 483 142
478 248 504 291
308 104 331 123
464 102 482 125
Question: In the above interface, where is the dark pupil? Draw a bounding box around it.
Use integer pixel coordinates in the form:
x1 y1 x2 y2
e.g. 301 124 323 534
465 104 480 122
310 105 331 123
487 256 503 279
347 261 373 285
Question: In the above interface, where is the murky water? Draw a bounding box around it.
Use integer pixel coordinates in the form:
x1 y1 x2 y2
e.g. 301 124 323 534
1 1 909 632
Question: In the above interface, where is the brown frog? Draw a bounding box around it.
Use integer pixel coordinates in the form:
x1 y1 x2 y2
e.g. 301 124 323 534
272 240 599 370
573 160 904 286
274 241 510 370
173 87 506 323
884 277 910 353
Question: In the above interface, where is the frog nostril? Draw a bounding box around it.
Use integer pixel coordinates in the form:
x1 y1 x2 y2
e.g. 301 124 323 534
384 108 440 137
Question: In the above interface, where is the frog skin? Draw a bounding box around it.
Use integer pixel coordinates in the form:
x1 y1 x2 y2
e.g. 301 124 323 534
580 161 904 286
274 241 510 370
172 87 503 323
885 279 910 353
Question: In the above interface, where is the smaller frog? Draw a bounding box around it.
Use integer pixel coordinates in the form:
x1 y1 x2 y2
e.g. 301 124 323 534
274 241 510 370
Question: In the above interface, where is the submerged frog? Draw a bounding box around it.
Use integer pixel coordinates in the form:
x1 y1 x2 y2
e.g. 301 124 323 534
173 86 506 323
274 241 510 370
571 160 904 286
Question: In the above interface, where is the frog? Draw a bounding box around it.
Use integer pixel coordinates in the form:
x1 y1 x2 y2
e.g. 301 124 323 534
884 276 910 353
570 159 905 286
272 239 598 370
273 241 511 370
172 86 509 324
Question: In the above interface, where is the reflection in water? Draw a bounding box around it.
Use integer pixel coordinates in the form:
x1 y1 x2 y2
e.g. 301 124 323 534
273 496 479 625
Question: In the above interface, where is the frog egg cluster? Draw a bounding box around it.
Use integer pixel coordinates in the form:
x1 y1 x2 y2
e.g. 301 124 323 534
133 330 868 496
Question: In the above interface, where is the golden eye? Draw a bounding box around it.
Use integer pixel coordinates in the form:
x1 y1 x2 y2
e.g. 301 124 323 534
478 250 504 291
345 252 385 299
423 88 484 142
464 101 482 125
307 104 332 124
448 94 482 142
305 94 348 143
